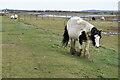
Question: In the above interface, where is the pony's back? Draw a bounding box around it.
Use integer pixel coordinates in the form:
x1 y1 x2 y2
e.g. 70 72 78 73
67 17 94 39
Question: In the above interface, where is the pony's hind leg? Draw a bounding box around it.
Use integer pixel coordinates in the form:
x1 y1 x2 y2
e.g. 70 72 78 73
70 39 76 55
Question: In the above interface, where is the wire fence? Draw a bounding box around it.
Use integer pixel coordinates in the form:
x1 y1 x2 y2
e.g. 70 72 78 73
18 13 118 21
18 14 70 21
18 13 71 26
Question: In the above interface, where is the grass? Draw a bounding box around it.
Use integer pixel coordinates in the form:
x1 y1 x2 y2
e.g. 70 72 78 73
2 16 118 78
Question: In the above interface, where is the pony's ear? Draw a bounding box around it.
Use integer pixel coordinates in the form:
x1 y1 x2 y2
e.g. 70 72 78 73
99 30 102 38
98 30 102 34
99 30 102 32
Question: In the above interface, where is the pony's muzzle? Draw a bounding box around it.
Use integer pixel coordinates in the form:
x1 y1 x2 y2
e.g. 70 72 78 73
95 46 99 48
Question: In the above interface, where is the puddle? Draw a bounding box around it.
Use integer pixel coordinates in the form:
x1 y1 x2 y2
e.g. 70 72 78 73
108 35 114 36
102 32 119 36
38 14 72 18
37 14 117 19
101 32 120 34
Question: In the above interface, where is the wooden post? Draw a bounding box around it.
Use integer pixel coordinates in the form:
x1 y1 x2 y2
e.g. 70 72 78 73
47 15 49 20
53 14 54 21
66 15 67 21
24 14 25 20
36 15 37 20
30 14 31 20
64 21 66 26
18 14 20 21
42 15 43 20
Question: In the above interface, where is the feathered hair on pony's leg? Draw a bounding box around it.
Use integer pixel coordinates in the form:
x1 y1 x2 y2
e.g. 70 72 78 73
62 25 69 47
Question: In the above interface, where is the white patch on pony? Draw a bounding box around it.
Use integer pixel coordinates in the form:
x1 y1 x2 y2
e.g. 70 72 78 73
10 14 18 19
76 18 83 24
94 34 100 47
10 15 15 19
67 17 94 40
101 16 105 20
14 14 18 19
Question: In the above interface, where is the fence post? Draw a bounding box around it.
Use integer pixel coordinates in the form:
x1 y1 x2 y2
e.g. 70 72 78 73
53 14 54 21
18 14 20 21
36 15 37 20
64 21 66 26
47 15 49 20
66 14 67 21
24 14 25 20
42 15 43 20
30 14 31 20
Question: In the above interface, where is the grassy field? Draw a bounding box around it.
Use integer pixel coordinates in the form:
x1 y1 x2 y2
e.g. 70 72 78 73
2 16 118 78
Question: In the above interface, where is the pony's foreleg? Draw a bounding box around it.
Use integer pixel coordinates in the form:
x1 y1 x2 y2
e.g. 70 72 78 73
77 43 82 56
70 39 76 55
84 40 90 59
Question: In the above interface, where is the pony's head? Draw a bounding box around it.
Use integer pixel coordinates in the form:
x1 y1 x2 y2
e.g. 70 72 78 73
90 27 102 48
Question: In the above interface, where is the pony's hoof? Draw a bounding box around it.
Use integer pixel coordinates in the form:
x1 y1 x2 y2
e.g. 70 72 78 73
76 52 82 56
72 52 76 55
84 55 90 59
70 48 76 55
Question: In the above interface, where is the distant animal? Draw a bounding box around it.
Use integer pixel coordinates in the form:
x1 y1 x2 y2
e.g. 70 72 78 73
101 16 105 20
92 17 96 20
62 17 102 59
10 15 15 19
10 14 18 19
14 14 18 19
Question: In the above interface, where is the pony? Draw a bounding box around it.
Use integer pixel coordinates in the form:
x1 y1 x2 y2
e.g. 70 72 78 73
92 17 96 20
10 15 15 19
14 14 18 19
62 17 102 59
101 16 105 20
10 14 18 19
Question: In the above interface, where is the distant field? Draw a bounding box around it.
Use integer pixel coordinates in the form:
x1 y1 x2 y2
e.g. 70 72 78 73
2 16 118 78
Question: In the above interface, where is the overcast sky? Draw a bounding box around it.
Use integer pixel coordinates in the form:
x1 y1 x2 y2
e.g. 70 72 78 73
0 0 119 11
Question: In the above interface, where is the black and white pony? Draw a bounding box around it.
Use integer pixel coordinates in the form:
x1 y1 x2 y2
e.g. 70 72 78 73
62 17 102 59
10 14 18 19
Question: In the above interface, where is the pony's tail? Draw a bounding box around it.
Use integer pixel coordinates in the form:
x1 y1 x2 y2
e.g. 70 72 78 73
62 25 69 47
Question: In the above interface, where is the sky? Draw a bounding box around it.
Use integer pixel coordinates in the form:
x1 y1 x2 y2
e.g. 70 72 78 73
0 0 119 11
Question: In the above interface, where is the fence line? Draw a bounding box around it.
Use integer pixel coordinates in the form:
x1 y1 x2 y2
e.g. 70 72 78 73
18 13 118 22
18 14 69 21
18 14 69 26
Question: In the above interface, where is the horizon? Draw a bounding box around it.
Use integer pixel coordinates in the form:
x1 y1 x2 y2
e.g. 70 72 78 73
0 8 118 11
